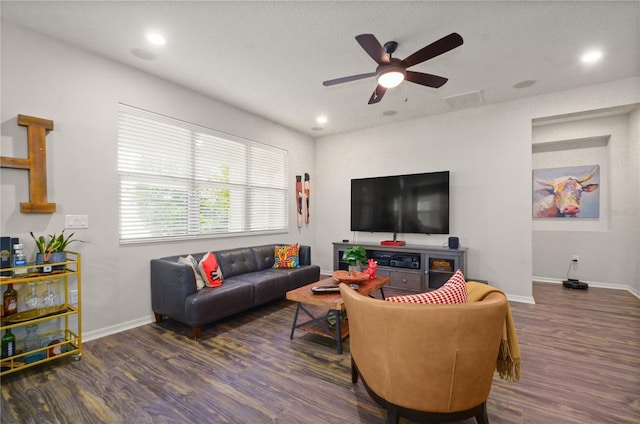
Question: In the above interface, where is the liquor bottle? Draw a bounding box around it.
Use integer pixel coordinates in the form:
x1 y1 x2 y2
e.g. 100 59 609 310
1 328 16 358
3 283 18 316
11 243 28 277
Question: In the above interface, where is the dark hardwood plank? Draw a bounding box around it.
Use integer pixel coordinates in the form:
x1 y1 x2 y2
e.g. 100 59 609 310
1 282 638 423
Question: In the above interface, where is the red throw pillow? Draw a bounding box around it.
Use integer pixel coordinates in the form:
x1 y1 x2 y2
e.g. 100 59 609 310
198 252 224 288
386 269 468 304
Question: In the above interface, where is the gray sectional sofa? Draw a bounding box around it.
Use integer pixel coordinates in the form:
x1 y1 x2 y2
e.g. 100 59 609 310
150 244 320 339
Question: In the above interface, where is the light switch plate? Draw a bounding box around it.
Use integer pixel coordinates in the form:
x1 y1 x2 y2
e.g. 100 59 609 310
65 215 89 229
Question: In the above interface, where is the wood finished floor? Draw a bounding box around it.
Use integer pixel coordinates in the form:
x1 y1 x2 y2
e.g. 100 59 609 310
1 282 639 424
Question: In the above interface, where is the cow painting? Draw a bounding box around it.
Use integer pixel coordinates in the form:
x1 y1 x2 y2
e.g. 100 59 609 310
533 165 600 218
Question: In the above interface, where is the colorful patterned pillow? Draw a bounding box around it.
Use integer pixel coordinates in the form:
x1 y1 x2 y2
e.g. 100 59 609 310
198 252 224 288
386 269 468 304
178 255 205 290
273 244 299 269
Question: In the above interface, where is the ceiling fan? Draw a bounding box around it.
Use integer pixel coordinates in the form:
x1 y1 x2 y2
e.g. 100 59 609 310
323 32 464 104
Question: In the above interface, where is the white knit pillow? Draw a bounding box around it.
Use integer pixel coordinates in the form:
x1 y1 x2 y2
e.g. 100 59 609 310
178 255 205 290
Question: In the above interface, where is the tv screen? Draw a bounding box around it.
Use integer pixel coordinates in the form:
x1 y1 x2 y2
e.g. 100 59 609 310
350 171 450 235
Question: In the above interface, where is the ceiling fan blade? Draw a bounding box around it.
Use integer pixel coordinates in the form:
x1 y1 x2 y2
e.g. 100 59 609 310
402 32 463 68
368 85 387 104
323 72 376 86
355 34 390 65
405 71 448 88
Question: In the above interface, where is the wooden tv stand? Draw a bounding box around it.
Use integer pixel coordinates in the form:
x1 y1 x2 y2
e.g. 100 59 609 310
333 241 467 293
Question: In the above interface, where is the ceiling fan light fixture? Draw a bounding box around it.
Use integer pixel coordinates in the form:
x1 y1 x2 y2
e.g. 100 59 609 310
377 66 406 88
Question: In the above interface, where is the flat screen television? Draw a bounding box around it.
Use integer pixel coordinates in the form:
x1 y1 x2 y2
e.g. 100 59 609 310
350 171 450 235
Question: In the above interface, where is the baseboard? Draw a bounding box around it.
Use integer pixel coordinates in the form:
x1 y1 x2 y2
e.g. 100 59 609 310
83 316 155 343
532 276 639 299
506 294 536 304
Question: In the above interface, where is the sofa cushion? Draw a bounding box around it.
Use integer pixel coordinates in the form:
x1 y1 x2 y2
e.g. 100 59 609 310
184 281 255 327
198 252 224 288
251 245 277 270
273 244 299 269
386 269 468 304
216 247 259 278
226 271 290 305
178 255 205 290
273 265 321 291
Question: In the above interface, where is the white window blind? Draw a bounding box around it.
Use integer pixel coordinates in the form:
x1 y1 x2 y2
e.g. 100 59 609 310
118 104 288 243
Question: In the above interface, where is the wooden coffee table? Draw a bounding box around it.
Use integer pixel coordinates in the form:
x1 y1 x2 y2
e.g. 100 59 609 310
286 275 390 354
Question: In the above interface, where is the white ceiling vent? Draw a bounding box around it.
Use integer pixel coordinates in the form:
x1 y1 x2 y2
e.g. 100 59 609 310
445 90 484 109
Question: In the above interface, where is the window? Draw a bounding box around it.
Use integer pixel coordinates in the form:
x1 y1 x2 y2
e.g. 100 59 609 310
117 104 288 243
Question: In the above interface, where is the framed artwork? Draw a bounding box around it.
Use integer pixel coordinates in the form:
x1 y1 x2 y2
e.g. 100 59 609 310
533 165 600 218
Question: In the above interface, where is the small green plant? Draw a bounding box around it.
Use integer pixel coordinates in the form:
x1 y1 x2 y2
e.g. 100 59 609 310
342 246 368 267
31 230 82 262
31 232 56 262
50 230 81 252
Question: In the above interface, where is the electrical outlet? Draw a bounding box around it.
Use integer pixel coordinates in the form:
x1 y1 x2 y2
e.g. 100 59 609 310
572 255 580 263
70 289 78 304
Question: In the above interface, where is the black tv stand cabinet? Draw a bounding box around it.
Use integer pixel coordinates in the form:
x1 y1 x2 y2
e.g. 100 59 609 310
333 242 467 293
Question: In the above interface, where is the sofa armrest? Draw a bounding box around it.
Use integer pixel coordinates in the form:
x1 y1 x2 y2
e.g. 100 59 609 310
150 258 198 321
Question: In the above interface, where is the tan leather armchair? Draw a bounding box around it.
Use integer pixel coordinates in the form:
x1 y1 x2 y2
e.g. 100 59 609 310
340 283 508 424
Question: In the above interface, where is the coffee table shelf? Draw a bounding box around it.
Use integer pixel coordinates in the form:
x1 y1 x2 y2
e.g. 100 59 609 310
286 275 390 354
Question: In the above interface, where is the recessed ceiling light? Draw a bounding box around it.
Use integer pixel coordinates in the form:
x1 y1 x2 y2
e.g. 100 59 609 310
311 127 324 132
316 115 328 124
146 32 166 46
382 110 397 116
580 50 603 64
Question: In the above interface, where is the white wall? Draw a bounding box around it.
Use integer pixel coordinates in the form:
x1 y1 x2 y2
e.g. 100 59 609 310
1 21 316 339
532 112 640 292
315 79 640 302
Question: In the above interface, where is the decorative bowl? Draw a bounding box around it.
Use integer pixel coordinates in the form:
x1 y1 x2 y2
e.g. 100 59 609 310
332 270 370 284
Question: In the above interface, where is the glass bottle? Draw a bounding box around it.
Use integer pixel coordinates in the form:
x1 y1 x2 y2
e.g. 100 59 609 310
1 329 16 359
11 244 28 277
24 282 39 311
3 283 18 316
24 323 42 363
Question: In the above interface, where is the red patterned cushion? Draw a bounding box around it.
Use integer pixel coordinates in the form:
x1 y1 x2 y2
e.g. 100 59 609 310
198 252 224 288
386 269 468 304
273 244 299 269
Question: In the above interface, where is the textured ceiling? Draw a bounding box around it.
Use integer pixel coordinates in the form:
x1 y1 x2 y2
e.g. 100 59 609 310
2 1 639 136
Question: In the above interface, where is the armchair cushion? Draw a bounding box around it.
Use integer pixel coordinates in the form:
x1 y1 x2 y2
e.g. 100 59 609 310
386 269 468 304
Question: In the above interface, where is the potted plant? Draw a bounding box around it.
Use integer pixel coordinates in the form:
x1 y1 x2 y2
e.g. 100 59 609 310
342 246 368 272
31 231 56 265
31 230 81 271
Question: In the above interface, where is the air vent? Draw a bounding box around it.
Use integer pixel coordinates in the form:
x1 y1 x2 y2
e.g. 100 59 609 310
444 90 484 109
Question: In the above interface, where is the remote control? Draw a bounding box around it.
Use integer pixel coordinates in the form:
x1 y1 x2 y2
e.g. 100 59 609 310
311 284 358 294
